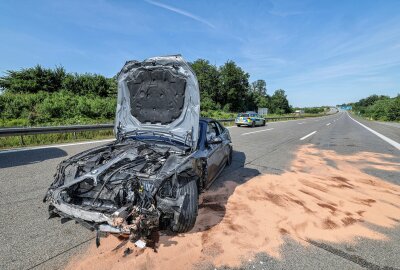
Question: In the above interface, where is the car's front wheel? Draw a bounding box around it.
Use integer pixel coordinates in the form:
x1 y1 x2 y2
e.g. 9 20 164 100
171 180 198 233
227 147 233 166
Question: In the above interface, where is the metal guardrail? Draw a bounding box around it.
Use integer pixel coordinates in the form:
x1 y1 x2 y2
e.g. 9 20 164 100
0 124 115 146
0 116 311 138
0 124 114 137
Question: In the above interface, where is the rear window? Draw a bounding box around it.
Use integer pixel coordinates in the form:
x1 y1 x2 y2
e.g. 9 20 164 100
237 113 249 117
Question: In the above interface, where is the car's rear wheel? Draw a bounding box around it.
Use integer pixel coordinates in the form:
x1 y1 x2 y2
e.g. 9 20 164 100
171 180 198 233
236 124 241 127
262 120 266 126
251 121 255 128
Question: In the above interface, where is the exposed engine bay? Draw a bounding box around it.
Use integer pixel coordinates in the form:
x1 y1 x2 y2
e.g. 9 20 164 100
44 138 201 244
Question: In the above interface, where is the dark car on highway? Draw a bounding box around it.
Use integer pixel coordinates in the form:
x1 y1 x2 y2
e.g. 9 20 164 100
44 55 232 243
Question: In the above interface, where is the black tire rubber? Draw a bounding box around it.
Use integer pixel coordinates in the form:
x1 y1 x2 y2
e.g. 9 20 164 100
236 124 241 127
252 121 255 128
262 120 266 126
227 147 233 166
171 180 198 233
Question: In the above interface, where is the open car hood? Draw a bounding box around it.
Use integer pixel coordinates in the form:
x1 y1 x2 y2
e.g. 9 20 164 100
115 55 200 148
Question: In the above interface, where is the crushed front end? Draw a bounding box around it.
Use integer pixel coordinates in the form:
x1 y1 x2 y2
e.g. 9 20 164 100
43 139 199 244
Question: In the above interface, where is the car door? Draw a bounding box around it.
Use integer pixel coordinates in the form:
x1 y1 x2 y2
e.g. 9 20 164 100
257 114 264 125
250 113 259 125
252 114 259 125
205 121 225 184
255 114 261 125
215 121 231 159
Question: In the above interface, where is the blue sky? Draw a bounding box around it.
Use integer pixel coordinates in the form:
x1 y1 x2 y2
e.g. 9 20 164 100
1 0 399 106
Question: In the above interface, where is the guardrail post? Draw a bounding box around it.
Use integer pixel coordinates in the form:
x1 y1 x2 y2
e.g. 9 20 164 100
20 135 25 146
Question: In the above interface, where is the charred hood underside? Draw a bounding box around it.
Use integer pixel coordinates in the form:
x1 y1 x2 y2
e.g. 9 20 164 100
128 68 186 125
115 55 200 148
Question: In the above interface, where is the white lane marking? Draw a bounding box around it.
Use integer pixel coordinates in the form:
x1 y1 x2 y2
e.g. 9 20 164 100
326 123 331 126
226 126 236 129
298 122 305 125
242 128 274 136
0 138 115 154
267 116 328 125
300 131 317 141
267 120 293 124
348 113 400 151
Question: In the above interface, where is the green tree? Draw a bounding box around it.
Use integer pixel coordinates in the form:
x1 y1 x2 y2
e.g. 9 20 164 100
247 79 270 111
386 95 400 121
62 73 116 97
356 95 389 107
251 79 267 95
353 94 390 114
190 59 219 99
0 65 117 97
190 59 220 110
0 65 66 93
304 107 324 114
270 89 291 114
218 60 250 112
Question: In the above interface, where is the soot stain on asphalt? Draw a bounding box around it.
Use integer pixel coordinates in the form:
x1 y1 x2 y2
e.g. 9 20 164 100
66 144 400 270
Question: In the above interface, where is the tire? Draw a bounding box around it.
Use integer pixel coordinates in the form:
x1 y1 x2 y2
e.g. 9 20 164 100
171 180 198 233
236 124 241 127
251 121 255 128
227 147 233 166
262 120 266 126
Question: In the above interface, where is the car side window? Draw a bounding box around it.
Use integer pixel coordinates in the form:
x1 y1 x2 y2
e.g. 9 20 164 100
207 122 219 141
215 121 224 134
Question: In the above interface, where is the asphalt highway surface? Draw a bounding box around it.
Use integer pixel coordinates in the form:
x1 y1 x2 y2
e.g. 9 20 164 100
1 111 399 270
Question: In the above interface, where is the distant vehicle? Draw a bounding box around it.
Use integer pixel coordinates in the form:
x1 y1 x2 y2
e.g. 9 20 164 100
235 112 266 127
340 105 352 111
294 109 304 115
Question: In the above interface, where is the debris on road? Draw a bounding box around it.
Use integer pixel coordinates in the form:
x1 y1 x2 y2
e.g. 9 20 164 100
123 247 133 257
134 239 146 249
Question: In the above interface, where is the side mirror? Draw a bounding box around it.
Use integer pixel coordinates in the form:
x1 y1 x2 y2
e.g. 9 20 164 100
208 137 222 144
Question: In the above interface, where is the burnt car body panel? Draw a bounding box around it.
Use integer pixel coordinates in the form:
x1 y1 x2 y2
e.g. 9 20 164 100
44 56 232 240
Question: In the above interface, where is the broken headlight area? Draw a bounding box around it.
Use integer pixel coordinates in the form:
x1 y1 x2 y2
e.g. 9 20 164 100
44 139 196 245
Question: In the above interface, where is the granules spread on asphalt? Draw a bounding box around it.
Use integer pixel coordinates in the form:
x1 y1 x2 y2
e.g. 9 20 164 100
66 144 400 270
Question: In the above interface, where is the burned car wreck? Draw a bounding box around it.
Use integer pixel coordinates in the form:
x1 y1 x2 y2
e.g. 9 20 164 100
44 55 232 245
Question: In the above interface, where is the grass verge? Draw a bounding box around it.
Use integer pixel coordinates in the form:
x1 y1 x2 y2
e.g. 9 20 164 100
0 130 114 150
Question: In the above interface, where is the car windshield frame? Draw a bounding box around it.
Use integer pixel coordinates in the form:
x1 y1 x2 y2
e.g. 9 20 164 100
126 134 190 149
237 113 249 117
